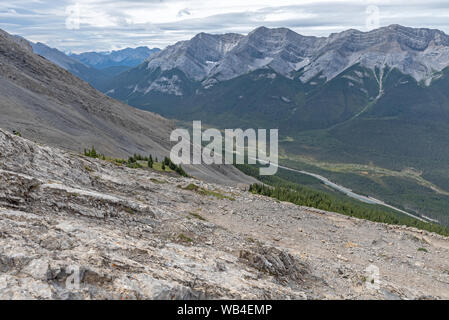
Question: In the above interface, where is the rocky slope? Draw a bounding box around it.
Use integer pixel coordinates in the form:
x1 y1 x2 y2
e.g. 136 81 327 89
0 28 253 186
1 129 449 300
0 28 172 158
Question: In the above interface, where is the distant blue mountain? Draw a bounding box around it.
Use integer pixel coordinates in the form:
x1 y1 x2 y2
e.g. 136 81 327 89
30 42 159 90
70 47 161 69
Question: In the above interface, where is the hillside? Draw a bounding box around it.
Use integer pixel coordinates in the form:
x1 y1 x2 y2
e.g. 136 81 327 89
101 25 449 225
1 128 449 299
0 28 252 185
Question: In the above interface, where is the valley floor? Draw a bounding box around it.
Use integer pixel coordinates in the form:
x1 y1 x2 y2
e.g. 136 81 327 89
1 129 449 299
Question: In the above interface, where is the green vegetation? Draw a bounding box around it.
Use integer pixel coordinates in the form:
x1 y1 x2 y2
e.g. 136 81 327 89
151 161 169 172
180 183 235 201
109 158 126 166
178 234 193 243
237 164 449 236
182 183 200 191
109 64 449 229
123 207 135 215
82 148 187 177
126 162 143 169
278 156 449 227
189 212 207 221
418 247 428 253
248 182 449 236
162 157 187 176
150 178 166 184
84 146 105 160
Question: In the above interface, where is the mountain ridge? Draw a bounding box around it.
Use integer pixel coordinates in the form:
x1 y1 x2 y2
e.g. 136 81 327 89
70 46 161 69
110 24 449 97
30 42 160 90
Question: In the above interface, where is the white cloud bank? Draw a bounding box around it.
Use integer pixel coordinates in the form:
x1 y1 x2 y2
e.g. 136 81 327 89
1 0 449 52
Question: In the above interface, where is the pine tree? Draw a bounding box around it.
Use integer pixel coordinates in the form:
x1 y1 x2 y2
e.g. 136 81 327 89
90 146 97 158
161 162 166 170
176 164 187 177
148 155 153 168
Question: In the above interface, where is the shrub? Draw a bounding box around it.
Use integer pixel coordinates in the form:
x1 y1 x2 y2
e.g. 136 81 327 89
84 146 105 159
162 156 188 176
127 162 142 169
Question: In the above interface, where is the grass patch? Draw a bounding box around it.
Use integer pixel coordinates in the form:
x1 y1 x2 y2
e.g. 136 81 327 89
108 158 126 166
149 161 173 172
123 207 135 215
180 184 235 201
189 212 207 221
178 234 193 243
126 162 143 169
418 247 428 253
199 189 235 201
82 148 187 177
182 183 200 191
150 178 167 184
84 146 105 160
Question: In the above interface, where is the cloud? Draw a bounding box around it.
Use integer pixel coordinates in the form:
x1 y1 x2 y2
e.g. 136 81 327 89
1 0 449 52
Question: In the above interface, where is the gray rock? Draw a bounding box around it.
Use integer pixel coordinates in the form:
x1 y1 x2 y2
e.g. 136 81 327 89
0 129 448 300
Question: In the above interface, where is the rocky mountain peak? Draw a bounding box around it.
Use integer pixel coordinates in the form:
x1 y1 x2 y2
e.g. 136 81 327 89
106 25 449 98
140 24 449 93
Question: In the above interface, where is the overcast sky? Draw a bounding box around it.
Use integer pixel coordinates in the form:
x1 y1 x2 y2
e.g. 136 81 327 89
1 0 449 53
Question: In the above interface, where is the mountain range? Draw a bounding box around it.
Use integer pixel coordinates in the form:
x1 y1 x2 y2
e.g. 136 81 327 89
30 42 159 90
69 47 161 69
105 25 449 96
2 25 449 300
99 25 449 225
4 25 449 225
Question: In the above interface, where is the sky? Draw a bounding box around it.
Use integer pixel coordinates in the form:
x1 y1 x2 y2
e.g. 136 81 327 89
1 0 449 53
